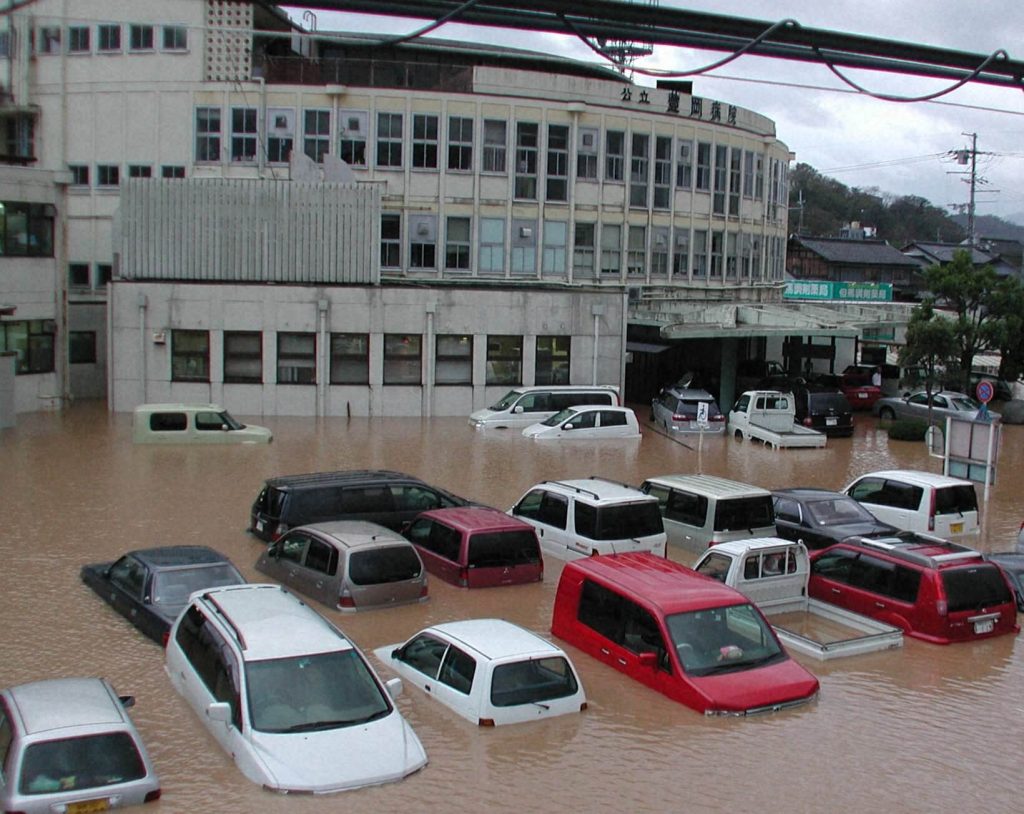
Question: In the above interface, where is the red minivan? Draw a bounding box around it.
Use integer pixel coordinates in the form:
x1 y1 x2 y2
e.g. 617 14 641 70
402 507 543 588
551 553 819 715
809 533 1018 644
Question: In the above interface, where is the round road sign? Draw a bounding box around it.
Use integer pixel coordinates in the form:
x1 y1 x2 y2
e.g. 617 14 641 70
976 380 994 404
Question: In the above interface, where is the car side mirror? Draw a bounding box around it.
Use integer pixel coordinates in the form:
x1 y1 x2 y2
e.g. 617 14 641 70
513 405 523 414
221 423 230 431
118 694 136 709
385 676 404 700
638 652 658 669
268 543 280 559
563 423 575 431
206 702 232 723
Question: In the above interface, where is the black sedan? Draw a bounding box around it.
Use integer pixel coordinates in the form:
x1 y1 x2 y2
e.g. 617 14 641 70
80 546 245 643
984 552 1024 612
772 488 898 550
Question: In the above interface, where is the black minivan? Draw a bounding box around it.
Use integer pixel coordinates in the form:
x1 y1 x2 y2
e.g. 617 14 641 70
793 383 854 437
249 469 473 541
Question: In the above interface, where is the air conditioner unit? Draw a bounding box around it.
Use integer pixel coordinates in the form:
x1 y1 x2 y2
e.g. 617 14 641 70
346 117 361 132
416 222 430 236
519 226 532 238
628 286 642 302
655 234 667 246
582 133 595 148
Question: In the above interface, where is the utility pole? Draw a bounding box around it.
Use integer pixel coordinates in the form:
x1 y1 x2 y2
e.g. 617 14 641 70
964 132 977 247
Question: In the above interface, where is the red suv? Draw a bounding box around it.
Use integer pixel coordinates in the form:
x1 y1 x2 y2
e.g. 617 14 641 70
809 533 1018 644
402 507 543 588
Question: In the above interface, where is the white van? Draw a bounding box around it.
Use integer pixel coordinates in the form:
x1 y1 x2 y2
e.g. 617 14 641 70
132 403 272 444
843 470 980 538
469 385 619 429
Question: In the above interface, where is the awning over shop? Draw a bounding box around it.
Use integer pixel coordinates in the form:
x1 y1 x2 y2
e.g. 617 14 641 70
626 341 672 354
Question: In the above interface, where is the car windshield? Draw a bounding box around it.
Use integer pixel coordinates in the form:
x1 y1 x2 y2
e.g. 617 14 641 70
19 732 147 795
348 546 422 585
489 390 524 410
666 604 785 677
541 407 577 427
950 397 980 412
941 565 1012 613
218 410 244 430
247 649 391 733
806 497 877 526
151 564 244 607
489 657 579 707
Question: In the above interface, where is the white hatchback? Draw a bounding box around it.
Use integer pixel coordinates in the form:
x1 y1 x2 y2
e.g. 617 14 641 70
165 584 427 793
522 405 641 439
374 619 587 726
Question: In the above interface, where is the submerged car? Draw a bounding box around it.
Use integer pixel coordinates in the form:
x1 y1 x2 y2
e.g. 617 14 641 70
80 546 246 643
772 488 898 550
650 386 726 435
984 551 1024 612
132 403 272 444
522 405 641 439
375 619 587 726
873 390 999 424
0 677 161 814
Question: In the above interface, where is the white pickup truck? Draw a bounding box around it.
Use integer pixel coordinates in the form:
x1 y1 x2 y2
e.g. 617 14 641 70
693 537 903 660
727 390 826 449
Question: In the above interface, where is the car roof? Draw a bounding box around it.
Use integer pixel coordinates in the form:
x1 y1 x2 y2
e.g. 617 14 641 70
6 677 125 735
534 478 655 504
705 537 802 557
985 552 1024 571
299 520 410 549
837 532 984 568
415 506 533 534
565 552 747 614
427 619 564 660
848 470 974 488
128 545 233 569
134 403 225 412
907 390 972 399
264 469 424 490
197 584 351 661
663 387 717 400
773 487 854 501
645 474 771 498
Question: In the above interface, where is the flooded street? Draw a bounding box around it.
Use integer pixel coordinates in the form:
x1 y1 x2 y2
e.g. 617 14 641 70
1 401 1021 813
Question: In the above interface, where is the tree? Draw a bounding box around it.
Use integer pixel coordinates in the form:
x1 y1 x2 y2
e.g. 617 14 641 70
899 302 958 427
921 250 1001 393
987 275 1024 384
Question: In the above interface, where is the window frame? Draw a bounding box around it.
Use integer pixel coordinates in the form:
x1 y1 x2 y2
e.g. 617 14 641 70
97 24 121 53
230 107 258 163
329 332 370 385
485 335 522 386
223 330 263 384
376 111 404 169
162 25 188 51
444 216 471 271
0 320 55 375
129 24 154 52
535 336 570 386
67 25 90 54
276 332 317 385
383 333 422 385
303 109 330 164
170 329 210 383
447 116 473 172
435 334 473 385
482 119 507 174
195 106 222 164
411 113 439 170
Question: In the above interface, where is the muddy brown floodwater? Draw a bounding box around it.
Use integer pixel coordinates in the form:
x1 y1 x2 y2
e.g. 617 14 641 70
2 402 1022 813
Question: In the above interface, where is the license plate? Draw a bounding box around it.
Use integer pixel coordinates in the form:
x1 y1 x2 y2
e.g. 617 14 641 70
826 417 838 426
255 519 264 532
68 800 111 814
974 619 994 635
857 392 868 399
950 522 963 533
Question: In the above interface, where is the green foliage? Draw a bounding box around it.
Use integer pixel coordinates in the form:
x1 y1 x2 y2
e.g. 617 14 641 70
886 419 929 441
899 301 958 396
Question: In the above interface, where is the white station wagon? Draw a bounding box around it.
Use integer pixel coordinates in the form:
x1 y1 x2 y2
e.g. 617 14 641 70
522 405 641 440
375 619 587 726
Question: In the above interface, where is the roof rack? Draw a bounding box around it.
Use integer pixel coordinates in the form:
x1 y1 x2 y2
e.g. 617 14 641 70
542 480 603 501
202 592 248 651
856 535 981 567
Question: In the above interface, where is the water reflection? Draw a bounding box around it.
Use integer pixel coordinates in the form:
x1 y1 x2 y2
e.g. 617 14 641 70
0 402 1022 812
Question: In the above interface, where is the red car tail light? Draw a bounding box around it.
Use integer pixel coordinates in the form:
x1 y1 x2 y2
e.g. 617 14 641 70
936 599 948 617
458 567 469 587
144 789 162 803
339 594 355 609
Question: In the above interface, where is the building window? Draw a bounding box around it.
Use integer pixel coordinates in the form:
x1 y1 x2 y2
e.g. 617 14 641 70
695 141 711 191
436 334 472 385
654 136 672 209
171 330 209 382
96 165 119 187
1 202 58 257
376 112 403 168
600 224 621 276
411 113 438 170
68 263 90 288
445 217 471 271
627 226 646 276
38 27 61 54
577 128 599 180
726 231 738 279
573 222 595 277
629 133 649 208
2 116 34 162
303 109 330 163
754 153 765 200
542 221 567 276
69 331 97 364
277 332 316 384
0 320 54 374
676 140 693 189
266 108 294 164
447 116 472 171
511 219 536 276
128 165 152 178
129 24 153 51
546 124 569 201
69 165 89 186
409 215 436 269
223 331 262 384
536 336 570 385
482 120 506 173
231 108 258 163
710 230 724 277
486 335 522 385
383 334 421 385
673 229 690 276
713 144 728 216
68 26 90 53
651 227 669 276
729 148 742 216
162 25 187 51
381 213 401 268
195 107 221 163
97 24 121 52
743 150 754 198
161 165 186 179
338 110 366 166
693 229 708 277
95 263 112 287
605 130 624 182
514 122 538 199
478 217 504 274
330 333 369 384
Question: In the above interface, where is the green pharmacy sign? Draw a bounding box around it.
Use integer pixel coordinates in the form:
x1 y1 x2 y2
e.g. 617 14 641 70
784 281 893 302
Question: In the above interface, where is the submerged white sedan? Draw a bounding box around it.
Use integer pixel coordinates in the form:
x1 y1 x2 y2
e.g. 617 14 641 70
522 405 641 440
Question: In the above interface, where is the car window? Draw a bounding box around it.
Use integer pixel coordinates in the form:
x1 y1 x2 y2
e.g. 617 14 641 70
664 489 707 527
589 502 663 540
337 486 391 514
397 634 448 680
542 408 575 427
275 533 309 565
108 556 147 599
811 547 858 582
0 705 12 772
18 733 147 796
806 497 876 525
621 602 671 672
195 411 227 431
773 497 801 524
468 530 540 567
733 394 750 412
437 646 476 694
908 393 929 406
566 410 596 430
152 564 243 605
537 492 569 529
714 496 774 532
303 538 338 576
391 485 444 512
174 606 241 726
517 393 549 412
666 604 783 676
879 481 923 511
578 579 625 641
491 657 580 707
696 553 732 582
935 485 978 515
149 412 186 431
600 410 627 427
848 478 886 503
942 565 1011 612
348 546 422 585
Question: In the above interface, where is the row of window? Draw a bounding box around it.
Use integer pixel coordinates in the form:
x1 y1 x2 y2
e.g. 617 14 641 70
170 330 570 387
0 202 54 257
380 213 786 281
194 106 788 215
0 322 97 373
35 23 187 56
68 263 112 290
68 164 186 188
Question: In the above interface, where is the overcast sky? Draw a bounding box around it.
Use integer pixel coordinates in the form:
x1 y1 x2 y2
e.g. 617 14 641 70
285 1 1024 226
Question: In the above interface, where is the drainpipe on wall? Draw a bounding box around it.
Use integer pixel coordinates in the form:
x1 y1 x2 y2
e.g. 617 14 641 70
424 303 435 418
137 293 148 405
317 298 328 418
591 303 604 385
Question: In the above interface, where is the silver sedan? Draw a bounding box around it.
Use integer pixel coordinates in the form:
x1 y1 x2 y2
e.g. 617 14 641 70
872 390 1000 423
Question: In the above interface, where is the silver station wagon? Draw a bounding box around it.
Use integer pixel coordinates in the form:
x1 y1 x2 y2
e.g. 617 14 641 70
255 520 429 612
